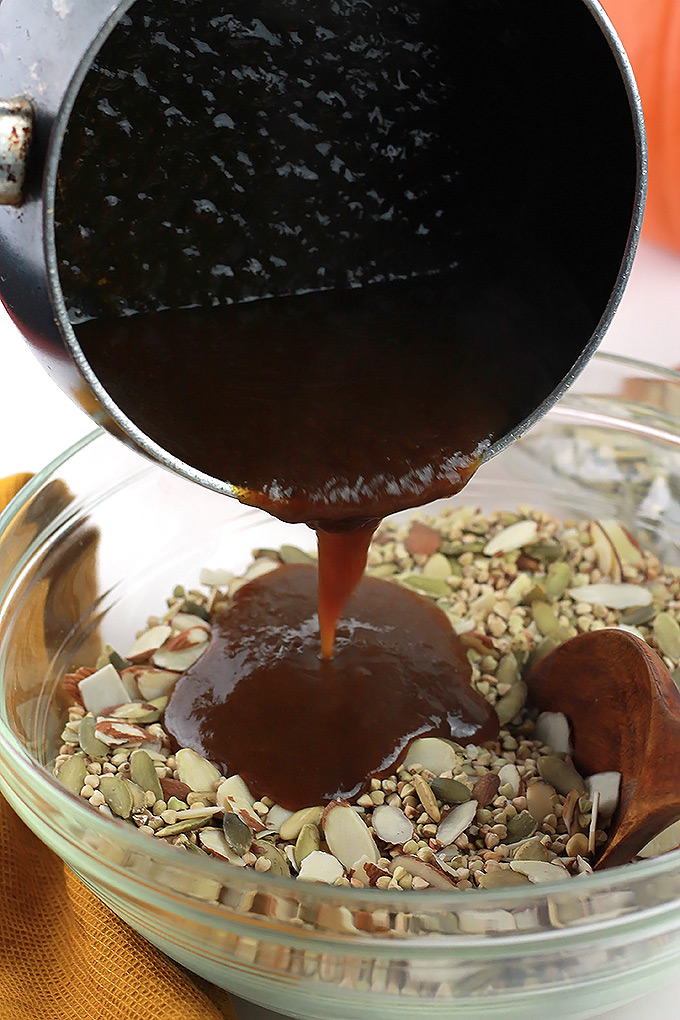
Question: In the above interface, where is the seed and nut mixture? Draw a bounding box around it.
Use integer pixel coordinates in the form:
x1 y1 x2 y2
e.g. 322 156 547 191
53 507 680 890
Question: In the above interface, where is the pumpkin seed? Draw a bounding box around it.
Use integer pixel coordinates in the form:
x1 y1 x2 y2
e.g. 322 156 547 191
57 752 88 794
155 817 212 837
620 604 657 626
106 646 132 673
495 653 520 686
477 869 530 889
400 575 451 598
544 561 573 601
442 539 486 556
129 749 163 800
366 563 398 578
653 611 680 659
279 545 314 564
494 681 527 726
526 539 563 564
78 713 109 758
253 839 291 877
532 601 559 636
673 666 680 691
429 777 472 805
294 823 320 868
506 810 537 844
537 755 585 795
422 553 453 580
99 775 134 819
223 811 253 856
123 779 147 811
181 599 210 621
527 626 571 668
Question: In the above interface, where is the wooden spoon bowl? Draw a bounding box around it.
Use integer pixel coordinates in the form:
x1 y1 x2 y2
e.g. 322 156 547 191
526 628 680 869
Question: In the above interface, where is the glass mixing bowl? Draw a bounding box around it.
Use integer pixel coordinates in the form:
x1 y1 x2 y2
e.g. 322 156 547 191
1 352 680 1020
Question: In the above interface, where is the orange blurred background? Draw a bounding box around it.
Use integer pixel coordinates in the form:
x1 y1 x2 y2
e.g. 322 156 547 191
603 0 680 255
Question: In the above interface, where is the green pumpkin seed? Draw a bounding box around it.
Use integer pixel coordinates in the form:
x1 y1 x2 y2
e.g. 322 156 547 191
367 563 398 578
129 749 163 801
532 601 559 636
441 540 486 556
400 575 451 598
672 666 680 691
57 753 88 794
537 755 585 795
620 604 656 626
167 796 188 811
181 600 210 622
526 540 563 564
653 612 680 660
495 653 520 686
545 561 573 601
253 839 291 877
477 869 530 889
527 626 571 668
78 714 109 758
156 817 211 837
223 811 253 856
124 779 147 811
106 646 131 672
423 553 453 580
506 810 538 844
99 775 134 819
279 545 314 564
294 823 320 869
495 681 527 727
429 777 472 805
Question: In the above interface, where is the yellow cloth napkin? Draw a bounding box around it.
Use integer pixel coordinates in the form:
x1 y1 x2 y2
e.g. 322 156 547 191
0 474 236 1020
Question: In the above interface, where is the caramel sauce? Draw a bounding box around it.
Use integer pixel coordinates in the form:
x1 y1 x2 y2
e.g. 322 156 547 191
73 275 575 800
165 564 498 809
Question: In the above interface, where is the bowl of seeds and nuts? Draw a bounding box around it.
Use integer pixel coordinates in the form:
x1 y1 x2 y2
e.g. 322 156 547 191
1 353 680 1020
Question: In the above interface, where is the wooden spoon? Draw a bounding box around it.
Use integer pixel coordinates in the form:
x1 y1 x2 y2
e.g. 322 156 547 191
526 628 680 869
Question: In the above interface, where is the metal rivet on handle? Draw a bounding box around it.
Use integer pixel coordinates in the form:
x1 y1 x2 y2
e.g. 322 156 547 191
0 98 34 206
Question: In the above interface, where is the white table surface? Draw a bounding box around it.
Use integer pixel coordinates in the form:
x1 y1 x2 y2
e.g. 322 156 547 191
1 238 680 1020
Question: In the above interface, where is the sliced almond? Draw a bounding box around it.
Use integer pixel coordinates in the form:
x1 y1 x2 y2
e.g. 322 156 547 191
371 804 414 845
127 625 173 663
412 773 441 822
175 747 221 792
589 521 622 582
216 774 256 810
323 801 379 870
585 771 621 822
164 627 210 652
94 719 150 746
297 850 345 884
435 800 477 847
598 520 643 567
388 855 455 890
132 668 179 701
265 804 294 833
152 643 208 671
497 763 521 798
78 664 131 718
637 819 680 858
403 737 458 775
199 828 246 865
566 583 652 610
200 567 234 588
534 712 572 756
171 612 211 633
484 519 538 556
509 860 571 883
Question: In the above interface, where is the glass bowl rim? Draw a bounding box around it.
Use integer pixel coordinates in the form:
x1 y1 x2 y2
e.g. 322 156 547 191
1 349 680 927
